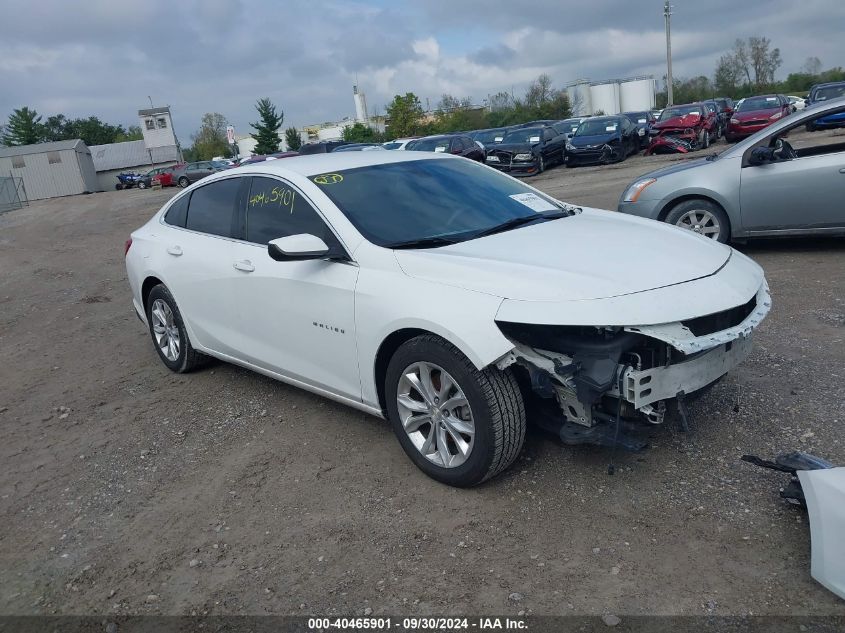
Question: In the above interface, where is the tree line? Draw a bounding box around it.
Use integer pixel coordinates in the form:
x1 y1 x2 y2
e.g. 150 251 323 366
373 73 572 141
1 107 143 147
657 36 845 106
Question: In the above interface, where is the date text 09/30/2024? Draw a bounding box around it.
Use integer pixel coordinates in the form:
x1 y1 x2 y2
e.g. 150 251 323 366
307 617 527 630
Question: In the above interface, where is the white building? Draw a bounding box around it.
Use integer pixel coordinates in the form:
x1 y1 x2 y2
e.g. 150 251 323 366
0 139 99 201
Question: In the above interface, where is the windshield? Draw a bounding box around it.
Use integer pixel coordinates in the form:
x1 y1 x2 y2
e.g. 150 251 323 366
310 158 565 247
409 138 450 152
474 129 506 144
553 120 581 134
814 85 845 101
737 96 780 111
659 106 702 120
574 119 620 136
501 128 543 144
624 113 648 124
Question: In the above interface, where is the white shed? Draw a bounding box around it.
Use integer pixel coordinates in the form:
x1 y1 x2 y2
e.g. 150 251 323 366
0 139 98 200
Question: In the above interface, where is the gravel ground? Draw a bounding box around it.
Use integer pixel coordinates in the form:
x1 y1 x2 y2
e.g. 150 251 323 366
1 139 844 618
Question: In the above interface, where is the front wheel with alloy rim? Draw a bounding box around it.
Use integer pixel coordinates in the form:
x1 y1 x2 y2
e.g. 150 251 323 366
178 176 190 188
385 335 526 487
664 199 730 243
537 155 545 173
145 284 207 373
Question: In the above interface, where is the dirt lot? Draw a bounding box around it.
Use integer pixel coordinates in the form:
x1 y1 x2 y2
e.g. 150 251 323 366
1 139 844 619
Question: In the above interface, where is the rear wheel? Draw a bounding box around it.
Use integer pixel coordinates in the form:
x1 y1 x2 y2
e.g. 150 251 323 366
137 180 147 189
178 176 190 188
145 285 206 373
115 183 123 190
385 335 526 487
665 199 730 243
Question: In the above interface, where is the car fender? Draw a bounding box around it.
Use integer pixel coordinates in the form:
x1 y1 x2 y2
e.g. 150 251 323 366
649 158 742 225
354 247 513 409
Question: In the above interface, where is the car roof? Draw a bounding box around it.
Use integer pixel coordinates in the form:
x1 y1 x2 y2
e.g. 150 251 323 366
220 148 454 179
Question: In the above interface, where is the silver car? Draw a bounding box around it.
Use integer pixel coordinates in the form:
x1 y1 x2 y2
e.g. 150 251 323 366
618 97 845 242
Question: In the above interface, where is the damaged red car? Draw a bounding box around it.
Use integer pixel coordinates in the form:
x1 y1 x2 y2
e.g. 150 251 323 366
644 103 718 155
725 94 792 142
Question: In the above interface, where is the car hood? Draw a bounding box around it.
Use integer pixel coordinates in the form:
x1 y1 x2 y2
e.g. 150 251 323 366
490 142 537 153
653 113 703 129
734 108 779 121
394 209 732 302
570 133 618 147
637 156 711 178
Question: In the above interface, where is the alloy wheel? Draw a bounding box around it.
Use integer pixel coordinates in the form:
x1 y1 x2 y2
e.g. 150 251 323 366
151 299 181 361
675 209 721 239
396 362 475 468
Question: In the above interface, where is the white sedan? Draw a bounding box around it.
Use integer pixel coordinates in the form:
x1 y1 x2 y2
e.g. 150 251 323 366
125 152 770 486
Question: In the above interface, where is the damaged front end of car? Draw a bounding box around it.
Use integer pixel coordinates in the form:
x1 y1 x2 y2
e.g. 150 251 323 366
643 133 696 155
494 283 771 451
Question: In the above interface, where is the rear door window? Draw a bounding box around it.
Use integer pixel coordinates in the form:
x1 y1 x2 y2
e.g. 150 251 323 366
185 178 242 237
164 194 190 227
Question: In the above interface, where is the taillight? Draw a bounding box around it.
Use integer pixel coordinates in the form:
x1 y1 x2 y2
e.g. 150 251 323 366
124 238 132 256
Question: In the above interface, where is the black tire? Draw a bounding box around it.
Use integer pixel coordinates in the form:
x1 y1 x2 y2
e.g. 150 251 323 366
178 176 190 188
664 198 731 243
145 284 206 373
115 183 123 190
138 180 147 190
385 335 526 487
700 129 710 149
537 155 545 174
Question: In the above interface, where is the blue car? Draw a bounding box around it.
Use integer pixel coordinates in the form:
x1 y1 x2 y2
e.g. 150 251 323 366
806 81 845 131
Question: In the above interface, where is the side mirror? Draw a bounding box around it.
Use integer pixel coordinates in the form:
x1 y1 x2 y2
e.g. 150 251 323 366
268 234 330 261
748 146 775 166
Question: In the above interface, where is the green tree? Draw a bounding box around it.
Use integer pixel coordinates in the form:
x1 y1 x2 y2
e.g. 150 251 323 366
385 93 424 138
191 112 231 160
342 122 386 143
250 98 283 155
66 116 126 146
2 107 43 145
114 125 143 143
284 126 302 151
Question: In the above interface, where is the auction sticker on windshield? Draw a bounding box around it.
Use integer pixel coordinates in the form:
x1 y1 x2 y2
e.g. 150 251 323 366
509 192 557 213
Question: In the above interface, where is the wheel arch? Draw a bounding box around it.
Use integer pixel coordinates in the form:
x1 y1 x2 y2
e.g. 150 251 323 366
657 193 731 224
371 323 512 416
141 275 165 311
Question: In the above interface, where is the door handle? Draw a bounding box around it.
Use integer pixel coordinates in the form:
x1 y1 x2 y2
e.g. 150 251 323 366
167 245 183 256
233 260 255 272
839 168 845 174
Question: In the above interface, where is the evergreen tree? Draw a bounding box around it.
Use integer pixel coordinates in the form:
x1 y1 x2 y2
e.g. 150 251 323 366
2 107 43 146
250 98 283 155
284 126 302 151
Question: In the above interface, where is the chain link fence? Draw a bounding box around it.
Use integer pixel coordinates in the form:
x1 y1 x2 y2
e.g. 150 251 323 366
0 175 28 213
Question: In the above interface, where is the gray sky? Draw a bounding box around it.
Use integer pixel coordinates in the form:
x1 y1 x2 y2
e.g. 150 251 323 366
1 0 842 143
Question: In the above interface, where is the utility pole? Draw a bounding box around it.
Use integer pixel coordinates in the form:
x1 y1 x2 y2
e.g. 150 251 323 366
664 0 674 106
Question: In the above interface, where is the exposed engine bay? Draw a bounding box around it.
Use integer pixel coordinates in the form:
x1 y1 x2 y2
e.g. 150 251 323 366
495 284 771 450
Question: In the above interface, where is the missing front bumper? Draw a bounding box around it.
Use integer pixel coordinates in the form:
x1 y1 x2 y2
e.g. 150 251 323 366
617 336 752 409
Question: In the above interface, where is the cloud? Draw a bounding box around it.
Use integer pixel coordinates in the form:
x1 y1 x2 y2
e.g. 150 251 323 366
1 0 843 140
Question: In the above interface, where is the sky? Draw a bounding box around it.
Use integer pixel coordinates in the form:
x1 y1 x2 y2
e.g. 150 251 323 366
1 0 842 143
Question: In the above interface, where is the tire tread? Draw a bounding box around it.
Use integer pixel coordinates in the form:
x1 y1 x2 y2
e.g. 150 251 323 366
409 335 525 483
